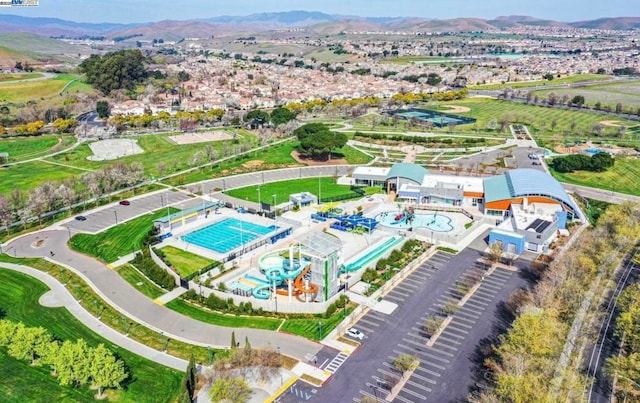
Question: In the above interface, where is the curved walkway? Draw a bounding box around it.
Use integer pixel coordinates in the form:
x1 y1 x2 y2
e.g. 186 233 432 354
0 262 188 371
4 230 323 361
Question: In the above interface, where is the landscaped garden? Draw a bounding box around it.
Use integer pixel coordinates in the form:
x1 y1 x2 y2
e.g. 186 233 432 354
115 263 167 299
549 157 640 196
69 208 178 263
0 269 183 402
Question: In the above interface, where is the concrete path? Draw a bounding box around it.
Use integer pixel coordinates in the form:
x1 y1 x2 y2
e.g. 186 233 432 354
5 230 323 361
0 262 188 371
155 286 188 305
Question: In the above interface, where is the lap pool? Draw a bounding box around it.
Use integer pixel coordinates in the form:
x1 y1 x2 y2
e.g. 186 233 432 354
182 218 280 254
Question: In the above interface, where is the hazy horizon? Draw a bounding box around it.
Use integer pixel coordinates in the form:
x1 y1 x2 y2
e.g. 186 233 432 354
0 0 637 24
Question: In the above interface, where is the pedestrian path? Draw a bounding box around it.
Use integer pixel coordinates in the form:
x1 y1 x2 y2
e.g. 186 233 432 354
0 262 188 371
154 286 188 305
324 352 349 373
107 252 137 268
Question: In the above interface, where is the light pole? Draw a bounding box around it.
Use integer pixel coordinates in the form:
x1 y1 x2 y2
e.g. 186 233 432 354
318 321 323 340
370 385 379 402
114 210 118 225
318 177 322 204
257 186 261 210
272 194 277 209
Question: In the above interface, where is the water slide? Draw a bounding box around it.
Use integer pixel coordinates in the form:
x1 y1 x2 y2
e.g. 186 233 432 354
251 263 318 299
339 236 404 274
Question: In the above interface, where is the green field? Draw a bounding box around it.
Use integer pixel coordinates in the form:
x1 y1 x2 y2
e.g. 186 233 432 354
429 98 638 146
0 74 81 102
159 246 214 278
165 299 282 330
0 269 182 402
115 264 166 299
0 72 42 82
534 80 640 109
225 177 367 204
550 157 640 196
69 208 178 263
47 129 257 177
279 306 354 341
0 135 74 162
0 159 87 194
470 74 613 90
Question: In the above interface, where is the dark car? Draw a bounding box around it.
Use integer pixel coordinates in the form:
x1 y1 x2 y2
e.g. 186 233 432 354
119 200 131 206
75 215 87 221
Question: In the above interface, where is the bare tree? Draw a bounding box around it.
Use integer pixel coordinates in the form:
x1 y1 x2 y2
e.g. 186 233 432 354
27 189 47 227
0 194 12 234
9 189 23 216
57 183 76 215
156 162 167 177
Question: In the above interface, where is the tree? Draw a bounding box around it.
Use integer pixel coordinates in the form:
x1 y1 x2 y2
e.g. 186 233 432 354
0 195 12 234
96 101 110 119
244 109 269 124
393 354 419 373
79 50 149 95
90 344 128 397
270 107 297 126
209 376 251 402
7 325 51 365
294 123 347 161
231 331 237 349
487 241 504 265
0 319 20 346
571 95 585 107
56 339 92 387
183 355 197 402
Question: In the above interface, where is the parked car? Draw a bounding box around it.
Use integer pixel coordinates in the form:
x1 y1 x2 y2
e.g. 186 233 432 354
532 161 542 166
346 327 364 340
75 215 87 221
119 200 130 206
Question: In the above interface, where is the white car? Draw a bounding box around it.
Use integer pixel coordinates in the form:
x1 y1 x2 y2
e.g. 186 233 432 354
346 327 364 340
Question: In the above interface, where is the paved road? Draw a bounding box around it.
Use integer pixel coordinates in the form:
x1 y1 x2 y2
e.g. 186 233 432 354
0 262 188 371
562 183 640 205
294 244 530 403
4 230 323 361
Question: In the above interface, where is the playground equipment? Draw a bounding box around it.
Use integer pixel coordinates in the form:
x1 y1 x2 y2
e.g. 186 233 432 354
311 210 378 233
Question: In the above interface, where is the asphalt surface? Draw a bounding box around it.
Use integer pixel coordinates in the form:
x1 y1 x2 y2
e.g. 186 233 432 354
4 229 324 360
284 245 531 403
65 189 195 234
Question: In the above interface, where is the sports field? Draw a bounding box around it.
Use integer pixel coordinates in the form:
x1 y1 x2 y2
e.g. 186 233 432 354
0 160 86 194
470 74 612 90
534 80 640 109
0 135 74 162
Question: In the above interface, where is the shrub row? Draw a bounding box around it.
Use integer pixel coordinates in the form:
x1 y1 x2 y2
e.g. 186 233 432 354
131 249 176 291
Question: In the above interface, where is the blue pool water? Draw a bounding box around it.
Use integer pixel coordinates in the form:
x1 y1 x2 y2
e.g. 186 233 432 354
182 218 278 253
377 212 454 232
584 147 603 156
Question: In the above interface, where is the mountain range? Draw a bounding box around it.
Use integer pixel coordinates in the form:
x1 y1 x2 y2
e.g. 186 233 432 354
0 11 639 40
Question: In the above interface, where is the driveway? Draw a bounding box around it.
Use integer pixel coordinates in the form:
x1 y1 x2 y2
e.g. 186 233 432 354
4 230 323 361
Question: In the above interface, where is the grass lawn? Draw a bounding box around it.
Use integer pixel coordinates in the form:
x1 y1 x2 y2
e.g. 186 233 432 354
115 264 166 299
46 129 258 178
0 160 87 194
165 299 282 330
0 72 42 81
549 157 640 196
534 80 640 109
429 98 637 142
279 306 355 341
0 270 182 402
159 246 214 278
0 74 81 102
69 208 179 263
0 135 73 162
225 177 362 203
469 73 613 90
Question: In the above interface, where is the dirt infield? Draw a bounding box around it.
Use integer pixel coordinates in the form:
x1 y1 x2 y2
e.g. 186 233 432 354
87 139 143 161
168 131 234 145
444 105 471 113
599 120 624 127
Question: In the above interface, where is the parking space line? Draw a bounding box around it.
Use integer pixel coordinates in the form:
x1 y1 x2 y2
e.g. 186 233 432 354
408 377 435 388
413 365 443 378
397 342 454 358
466 298 489 306
377 368 401 380
481 278 507 287
394 394 416 403
474 289 498 298
359 318 381 327
439 330 466 340
432 342 457 352
461 301 487 310
451 315 476 324
470 294 494 303
399 385 428 400
385 294 405 303
449 320 473 329
434 336 461 346
389 289 411 297
445 324 470 335
402 278 424 287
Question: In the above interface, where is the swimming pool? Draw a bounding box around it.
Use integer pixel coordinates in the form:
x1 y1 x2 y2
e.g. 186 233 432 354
584 147 603 156
182 218 278 253
376 212 454 232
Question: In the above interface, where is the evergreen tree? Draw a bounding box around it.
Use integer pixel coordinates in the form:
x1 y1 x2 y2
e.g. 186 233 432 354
231 331 237 349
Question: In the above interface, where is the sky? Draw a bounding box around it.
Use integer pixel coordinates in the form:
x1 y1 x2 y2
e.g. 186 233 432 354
1 0 637 24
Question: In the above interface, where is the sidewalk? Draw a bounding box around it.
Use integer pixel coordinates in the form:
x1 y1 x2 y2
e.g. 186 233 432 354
154 286 189 305
0 262 188 371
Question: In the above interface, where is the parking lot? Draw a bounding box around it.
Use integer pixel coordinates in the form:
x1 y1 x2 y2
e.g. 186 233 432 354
64 190 196 234
294 244 530 403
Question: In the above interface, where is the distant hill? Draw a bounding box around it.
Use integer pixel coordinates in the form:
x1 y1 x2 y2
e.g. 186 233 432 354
0 33 92 64
0 46 39 68
0 14 137 37
0 12 639 39
570 17 640 30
